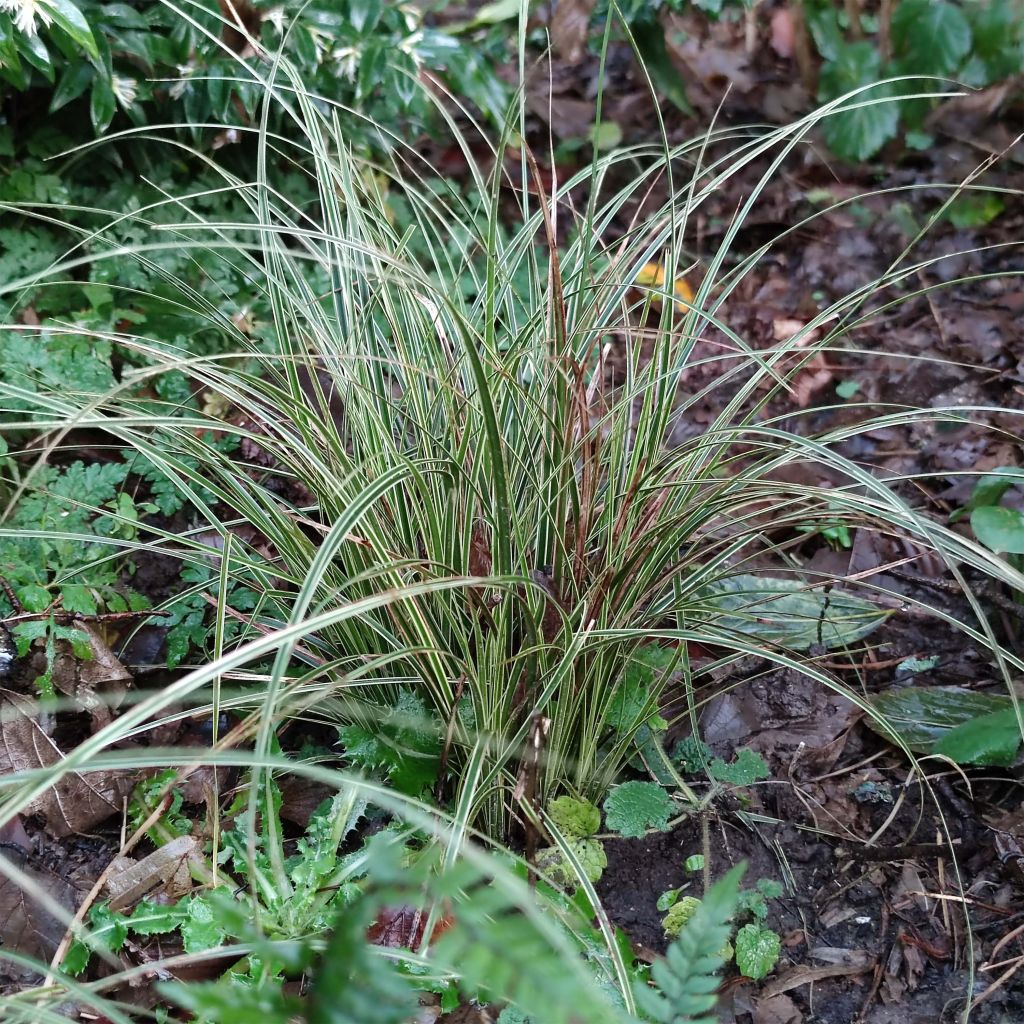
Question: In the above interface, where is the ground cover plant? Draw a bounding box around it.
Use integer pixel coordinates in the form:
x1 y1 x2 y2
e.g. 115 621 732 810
1 1 1023 1021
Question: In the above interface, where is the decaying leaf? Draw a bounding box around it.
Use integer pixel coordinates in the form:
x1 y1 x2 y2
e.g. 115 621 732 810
50 623 132 731
696 575 887 650
0 688 136 837
105 835 201 913
0 855 80 980
550 0 594 65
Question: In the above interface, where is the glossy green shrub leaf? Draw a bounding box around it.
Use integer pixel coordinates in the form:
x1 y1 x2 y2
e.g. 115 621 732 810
89 75 116 133
50 60 92 111
892 0 971 73
819 42 898 161
698 575 887 650
603 781 673 838
865 686 1012 753
19 31 54 80
934 708 1022 767
971 505 1024 553
735 923 781 980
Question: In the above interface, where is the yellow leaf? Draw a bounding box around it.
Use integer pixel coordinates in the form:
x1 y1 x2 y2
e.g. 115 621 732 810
635 262 694 311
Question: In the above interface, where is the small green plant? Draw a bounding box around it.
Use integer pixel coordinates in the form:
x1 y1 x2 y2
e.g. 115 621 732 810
795 501 854 550
537 795 607 886
659 875 782 982
635 866 744 1024
952 467 1024 559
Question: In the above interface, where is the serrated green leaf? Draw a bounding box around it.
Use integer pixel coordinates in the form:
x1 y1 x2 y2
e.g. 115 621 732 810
735 923 780 980
535 838 607 886
548 796 600 838
181 895 226 953
63 939 91 976
603 781 673 839
709 749 770 787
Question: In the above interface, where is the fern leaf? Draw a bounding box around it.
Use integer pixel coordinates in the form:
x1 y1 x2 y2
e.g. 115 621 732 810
633 865 744 1024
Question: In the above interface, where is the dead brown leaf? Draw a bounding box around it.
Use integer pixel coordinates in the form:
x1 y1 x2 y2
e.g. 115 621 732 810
0 688 136 837
49 623 132 731
769 6 795 58
550 0 594 65
754 992 802 1024
0 854 79 978
761 957 876 998
105 835 201 913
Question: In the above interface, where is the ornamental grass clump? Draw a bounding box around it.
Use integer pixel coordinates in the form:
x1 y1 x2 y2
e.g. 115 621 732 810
1 28 1020 847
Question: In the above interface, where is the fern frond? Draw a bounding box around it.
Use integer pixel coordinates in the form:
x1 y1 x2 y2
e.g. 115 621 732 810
633 865 744 1024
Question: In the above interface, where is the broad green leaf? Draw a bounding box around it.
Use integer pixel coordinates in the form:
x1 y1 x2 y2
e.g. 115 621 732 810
806 4 844 61
819 43 898 161
971 505 1024 553
19 31 54 81
50 60 93 112
951 466 1024 521
656 888 681 912
603 781 673 839
467 0 519 26
735 923 781 980
946 193 1005 229
934 708 1022 767
865 686 1012 753
632 20 693 115
697 575 887 650
589 120 622 151
90 76 117 133
536 838 607 886
548 796 600 838
48 0 99 59
606 644 672 731
892 0 971 73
